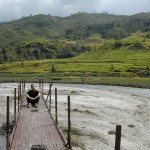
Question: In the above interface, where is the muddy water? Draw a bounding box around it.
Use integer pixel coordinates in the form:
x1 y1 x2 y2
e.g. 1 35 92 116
0 83 150 150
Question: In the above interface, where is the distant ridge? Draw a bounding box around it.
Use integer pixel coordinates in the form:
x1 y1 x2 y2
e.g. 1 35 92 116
0 12 149 62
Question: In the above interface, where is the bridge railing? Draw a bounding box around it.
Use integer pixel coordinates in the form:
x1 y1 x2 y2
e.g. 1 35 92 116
42 81 122 150
6 79 25 150
39 80 72 149
6 79 122 150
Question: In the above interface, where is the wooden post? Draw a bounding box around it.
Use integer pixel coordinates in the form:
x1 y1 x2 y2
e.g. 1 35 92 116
14 88 17 124
115 125 122 150
67 96 72 149
18 85 20 112
6 96 10 150
49 83 52 112
39 79 41 92
39 79 40 86
42 79 44 95
55 88 58 125
24 79 25 92
22 79 23 94
20 82 22 96
22 79 25 92
20 81 23 105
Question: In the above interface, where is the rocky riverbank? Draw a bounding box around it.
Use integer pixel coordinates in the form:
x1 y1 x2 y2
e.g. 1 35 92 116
0 83 150 150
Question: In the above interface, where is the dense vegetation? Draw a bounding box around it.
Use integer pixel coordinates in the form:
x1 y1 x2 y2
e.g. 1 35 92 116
0 12 150 87
0 12 150 62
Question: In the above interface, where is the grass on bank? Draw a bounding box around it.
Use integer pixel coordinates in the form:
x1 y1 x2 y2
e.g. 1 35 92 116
0 32 150 88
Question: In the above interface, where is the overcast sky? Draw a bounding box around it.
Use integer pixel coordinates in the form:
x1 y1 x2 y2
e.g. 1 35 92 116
0 0 149 22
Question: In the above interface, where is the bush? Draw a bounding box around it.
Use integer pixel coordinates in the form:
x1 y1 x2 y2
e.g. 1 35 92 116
51 65 56 72
114 69 121 72
114 41 123 48
129 42 145 50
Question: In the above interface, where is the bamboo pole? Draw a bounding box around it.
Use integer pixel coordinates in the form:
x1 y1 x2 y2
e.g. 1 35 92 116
22 80 23 94
6 96 10 150
67 96 72 149
24 79 25 92
14 88 17 125
20 82 21 96
49 83 52 112
18 85 20 112
39 79 41 92
42 79 44 95
55 88 58 125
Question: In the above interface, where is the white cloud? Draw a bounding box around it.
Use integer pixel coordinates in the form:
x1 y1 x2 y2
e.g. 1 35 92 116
0 0 149 22
99 0 150 15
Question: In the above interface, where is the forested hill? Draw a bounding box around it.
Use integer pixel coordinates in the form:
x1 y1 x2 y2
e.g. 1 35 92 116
0 12 150 62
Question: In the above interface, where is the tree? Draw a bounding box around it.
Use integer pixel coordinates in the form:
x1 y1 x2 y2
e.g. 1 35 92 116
33 49 40 59
2 48 6 55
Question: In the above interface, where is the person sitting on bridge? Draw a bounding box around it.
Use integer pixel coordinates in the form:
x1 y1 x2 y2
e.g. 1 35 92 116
26 84 41 108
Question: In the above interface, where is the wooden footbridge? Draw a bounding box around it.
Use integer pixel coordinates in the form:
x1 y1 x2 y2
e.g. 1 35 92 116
4 80 122 150
6 80 72 150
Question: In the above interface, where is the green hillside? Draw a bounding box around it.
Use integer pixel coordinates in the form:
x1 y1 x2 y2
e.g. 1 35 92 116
0 12 150 87
0 12 150 62
0 32 150 87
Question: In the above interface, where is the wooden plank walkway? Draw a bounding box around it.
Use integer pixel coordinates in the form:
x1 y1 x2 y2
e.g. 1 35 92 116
10 96 66 150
